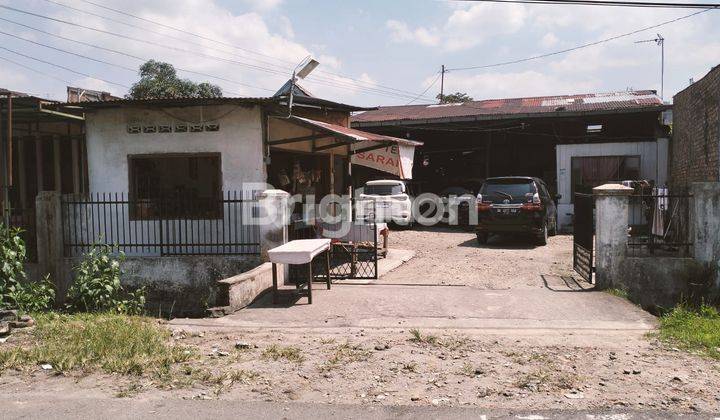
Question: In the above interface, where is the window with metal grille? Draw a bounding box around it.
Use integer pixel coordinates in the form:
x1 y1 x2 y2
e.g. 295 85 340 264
128 153 222 220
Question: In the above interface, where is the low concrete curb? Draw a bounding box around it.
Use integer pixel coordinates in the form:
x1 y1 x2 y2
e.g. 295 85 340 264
212 262 281 315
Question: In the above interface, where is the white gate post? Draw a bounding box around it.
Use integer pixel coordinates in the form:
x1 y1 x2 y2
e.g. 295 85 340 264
593 184 633 290
258 189 290 262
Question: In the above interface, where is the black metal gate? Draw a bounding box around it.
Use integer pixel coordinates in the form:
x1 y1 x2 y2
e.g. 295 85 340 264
289 218 379 281
573 193 594 283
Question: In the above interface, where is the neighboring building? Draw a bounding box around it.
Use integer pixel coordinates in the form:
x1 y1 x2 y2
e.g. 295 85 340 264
670 65 720 192
66 86 121 103
352 90 670 230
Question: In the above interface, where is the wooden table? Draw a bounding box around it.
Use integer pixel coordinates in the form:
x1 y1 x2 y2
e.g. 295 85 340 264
267 239 331 304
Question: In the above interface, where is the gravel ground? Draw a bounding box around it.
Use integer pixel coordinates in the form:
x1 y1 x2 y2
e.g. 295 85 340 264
383 226 575 289
2 327 719 414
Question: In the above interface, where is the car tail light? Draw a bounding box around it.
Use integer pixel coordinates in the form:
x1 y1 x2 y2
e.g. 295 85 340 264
521 193 543 211
476 195 492 212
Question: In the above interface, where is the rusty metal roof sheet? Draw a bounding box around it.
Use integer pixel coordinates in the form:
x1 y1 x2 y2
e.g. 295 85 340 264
289 116 422 146
56 95 375 112
352 90 667 127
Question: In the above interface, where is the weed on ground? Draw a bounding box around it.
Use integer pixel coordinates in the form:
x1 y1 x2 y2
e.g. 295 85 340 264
0 312 192 375
261 344 304 364
659 304 720 359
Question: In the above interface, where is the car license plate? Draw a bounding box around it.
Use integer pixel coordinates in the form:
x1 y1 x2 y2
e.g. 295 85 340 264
496 208 517 214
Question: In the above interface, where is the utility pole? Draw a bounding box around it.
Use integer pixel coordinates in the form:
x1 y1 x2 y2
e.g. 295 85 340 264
439 65 446 103
636 34 665 100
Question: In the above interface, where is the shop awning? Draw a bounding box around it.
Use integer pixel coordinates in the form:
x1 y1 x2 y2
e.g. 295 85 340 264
271 116 422 179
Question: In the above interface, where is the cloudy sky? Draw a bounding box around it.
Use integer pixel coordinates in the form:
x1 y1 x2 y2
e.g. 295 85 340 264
0 0 718 105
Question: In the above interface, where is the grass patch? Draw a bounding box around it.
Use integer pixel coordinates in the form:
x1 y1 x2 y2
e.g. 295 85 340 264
0 312 192 375
320 341 372 371
606 288 630 299
408 329 469 350
402 362 418 373
262 344 304 364
408 329 438 345
659 304 720 359
460 362 476 377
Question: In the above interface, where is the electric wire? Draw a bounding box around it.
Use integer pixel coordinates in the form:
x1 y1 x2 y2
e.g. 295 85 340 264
446 8 711 71
0 4 434 102
0 45 130 88
406 73 442 104
0 54 72 85
71 0 434 98
0 23 275 93
453 0 720 8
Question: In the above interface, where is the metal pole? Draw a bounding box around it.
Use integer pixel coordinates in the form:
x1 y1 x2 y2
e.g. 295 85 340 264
288 70 296 117
659 35 665 101
0 98 6 226
439 65 445 103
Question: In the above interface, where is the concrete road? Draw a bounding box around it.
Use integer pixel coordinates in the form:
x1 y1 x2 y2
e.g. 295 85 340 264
3 397 713 420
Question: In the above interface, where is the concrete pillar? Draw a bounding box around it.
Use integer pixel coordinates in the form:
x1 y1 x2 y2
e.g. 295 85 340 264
691 182 720 292
35 191 66 305
593 184 633 290
258 189 290 262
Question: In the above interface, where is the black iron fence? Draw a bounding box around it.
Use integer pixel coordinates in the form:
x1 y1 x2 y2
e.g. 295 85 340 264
628 193 693 257
61 191 260 257
287 200 379 281
573 193 594 282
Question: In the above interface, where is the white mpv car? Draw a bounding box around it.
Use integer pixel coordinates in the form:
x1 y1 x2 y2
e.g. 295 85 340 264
358 180 413 226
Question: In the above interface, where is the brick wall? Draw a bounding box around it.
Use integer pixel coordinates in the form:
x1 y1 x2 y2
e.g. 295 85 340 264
671 65 720 192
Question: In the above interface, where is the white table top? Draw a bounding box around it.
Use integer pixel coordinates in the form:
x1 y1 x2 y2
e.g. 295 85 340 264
267 239 332 265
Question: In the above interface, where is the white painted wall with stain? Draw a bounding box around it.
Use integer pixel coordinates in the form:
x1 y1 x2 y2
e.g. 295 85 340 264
85 104 266 193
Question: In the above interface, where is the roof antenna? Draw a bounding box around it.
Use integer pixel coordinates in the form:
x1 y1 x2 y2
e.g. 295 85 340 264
635 34 664 101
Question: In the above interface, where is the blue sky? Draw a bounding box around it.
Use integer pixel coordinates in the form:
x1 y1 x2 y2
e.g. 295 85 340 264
0 0 718 105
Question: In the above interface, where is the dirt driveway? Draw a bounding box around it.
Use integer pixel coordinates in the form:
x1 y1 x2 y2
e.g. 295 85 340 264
381 226 574 289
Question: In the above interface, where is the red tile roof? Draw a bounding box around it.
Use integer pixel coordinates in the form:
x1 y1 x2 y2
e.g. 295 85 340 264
352 90 667 127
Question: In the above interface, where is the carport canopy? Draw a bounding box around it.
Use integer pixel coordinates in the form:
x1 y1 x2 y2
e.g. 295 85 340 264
268 116 422 179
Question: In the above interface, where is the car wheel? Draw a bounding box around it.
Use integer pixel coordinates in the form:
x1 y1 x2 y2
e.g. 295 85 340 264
476 232 489 245
536 224 548 246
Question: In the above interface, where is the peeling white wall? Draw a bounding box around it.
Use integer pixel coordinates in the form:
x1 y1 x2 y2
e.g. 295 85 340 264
85 104 266 192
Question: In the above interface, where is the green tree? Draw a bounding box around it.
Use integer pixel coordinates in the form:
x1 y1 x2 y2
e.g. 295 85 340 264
436 92 473 104
127 60 223 99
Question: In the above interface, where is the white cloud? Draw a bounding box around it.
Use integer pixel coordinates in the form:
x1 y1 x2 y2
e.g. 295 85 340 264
540 32 558 48
238 0 283 12
445 70 599 99
386 20 439 47
387 3 528 51
0 0 381 104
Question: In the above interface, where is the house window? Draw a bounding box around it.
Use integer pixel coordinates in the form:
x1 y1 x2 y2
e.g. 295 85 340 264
586 124 603 133
571 155 640 199
128 154 222 219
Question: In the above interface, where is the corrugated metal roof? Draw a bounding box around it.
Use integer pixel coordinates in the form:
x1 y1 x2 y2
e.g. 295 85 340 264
55 95 375 112
289 116 422 147
352 90 667 126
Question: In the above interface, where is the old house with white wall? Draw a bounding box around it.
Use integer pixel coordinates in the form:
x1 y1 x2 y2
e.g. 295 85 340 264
32 92 420 315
